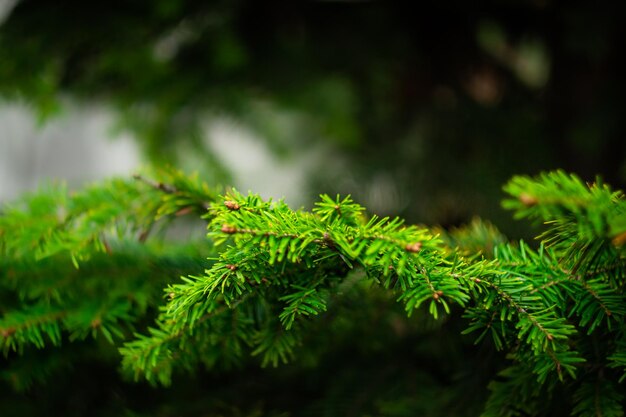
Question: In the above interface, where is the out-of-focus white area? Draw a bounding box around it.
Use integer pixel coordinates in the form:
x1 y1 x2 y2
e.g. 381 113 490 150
0 0 366 210
0 0 18 25
206 118 320 207
0 103 142 201
0 102 313 206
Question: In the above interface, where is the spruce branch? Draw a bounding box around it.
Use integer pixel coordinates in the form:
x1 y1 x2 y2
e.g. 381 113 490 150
0 307 67 354
125 186 593 384
3 168 626 415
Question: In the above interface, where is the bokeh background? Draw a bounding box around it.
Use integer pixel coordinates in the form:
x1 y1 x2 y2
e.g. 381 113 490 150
2 0 626 237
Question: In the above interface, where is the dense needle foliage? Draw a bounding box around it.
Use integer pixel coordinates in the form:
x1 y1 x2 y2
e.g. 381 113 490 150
1 169 626 416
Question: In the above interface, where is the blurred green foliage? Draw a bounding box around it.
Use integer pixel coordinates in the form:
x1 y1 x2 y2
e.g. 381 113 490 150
2 1 625 236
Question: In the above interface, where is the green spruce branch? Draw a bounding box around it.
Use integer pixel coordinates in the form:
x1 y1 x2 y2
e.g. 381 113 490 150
2 168 626 416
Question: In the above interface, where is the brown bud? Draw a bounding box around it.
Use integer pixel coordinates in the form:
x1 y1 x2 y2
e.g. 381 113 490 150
226 264 237 271
221 224 237 234
405 242 422 253
519 193 538 207
433 290 443 300
90 318 102 328
224 200 240 210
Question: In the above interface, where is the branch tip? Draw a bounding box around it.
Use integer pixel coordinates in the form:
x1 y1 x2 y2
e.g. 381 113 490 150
405 242 422 253
519 193 538 207
221 224 237 234
224 201 240 210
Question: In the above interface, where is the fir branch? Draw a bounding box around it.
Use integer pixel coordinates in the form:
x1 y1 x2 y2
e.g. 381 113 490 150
503 170 626 248
0 307 67 354
5 168 626 415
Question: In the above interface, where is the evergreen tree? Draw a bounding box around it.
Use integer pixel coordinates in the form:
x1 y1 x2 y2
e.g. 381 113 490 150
1 168 626 416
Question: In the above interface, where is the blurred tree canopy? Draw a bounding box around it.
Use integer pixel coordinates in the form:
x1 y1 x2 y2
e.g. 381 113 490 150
1 0 625 235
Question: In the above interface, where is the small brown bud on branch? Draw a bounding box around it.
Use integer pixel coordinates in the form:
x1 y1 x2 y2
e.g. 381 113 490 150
519 193 538 207
224 201 240 210
405 242 422 252
221 224 237 234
